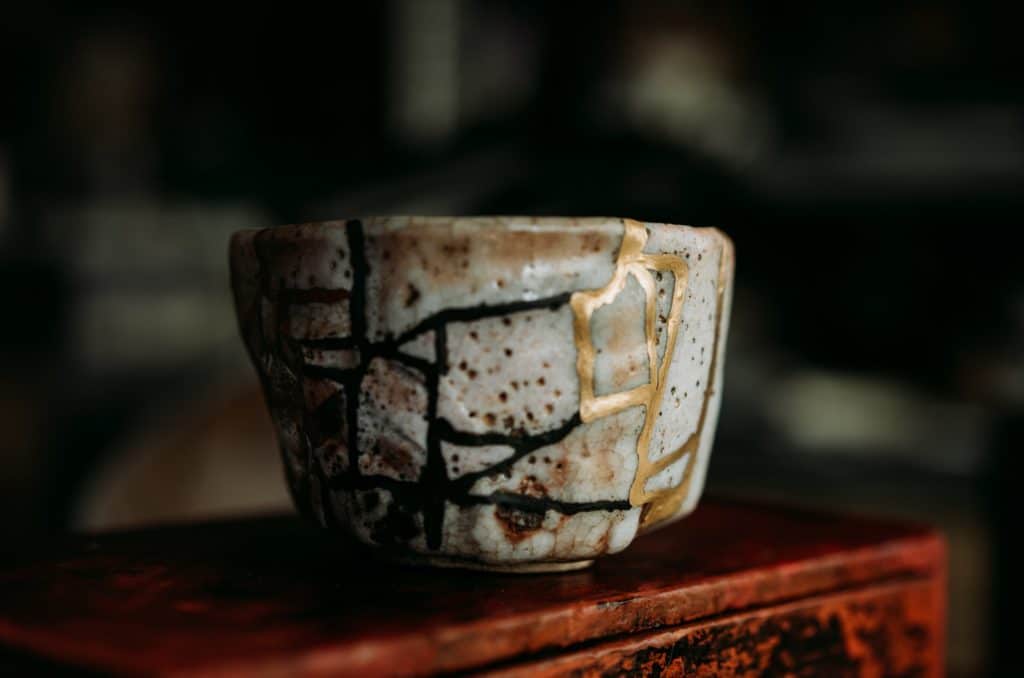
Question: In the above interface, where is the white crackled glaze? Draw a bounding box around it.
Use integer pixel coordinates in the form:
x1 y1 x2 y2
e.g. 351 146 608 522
439 306 579 436
441 441 515 479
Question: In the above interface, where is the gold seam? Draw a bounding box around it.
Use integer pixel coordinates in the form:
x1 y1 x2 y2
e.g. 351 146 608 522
570 218 730 531
639 239 731 529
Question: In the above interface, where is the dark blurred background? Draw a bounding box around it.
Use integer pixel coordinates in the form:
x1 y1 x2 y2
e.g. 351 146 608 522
2 3 1021 675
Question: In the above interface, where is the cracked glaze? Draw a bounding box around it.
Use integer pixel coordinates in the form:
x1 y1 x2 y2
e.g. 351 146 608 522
230 216 733 569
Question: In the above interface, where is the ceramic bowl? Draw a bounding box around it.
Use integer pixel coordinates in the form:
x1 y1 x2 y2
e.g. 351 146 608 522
230 216 734 572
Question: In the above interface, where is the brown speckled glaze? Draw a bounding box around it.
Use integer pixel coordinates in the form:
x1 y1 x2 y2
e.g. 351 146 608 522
230 216 734 571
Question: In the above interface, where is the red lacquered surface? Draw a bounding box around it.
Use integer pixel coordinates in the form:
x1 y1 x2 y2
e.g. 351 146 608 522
0 498 945 676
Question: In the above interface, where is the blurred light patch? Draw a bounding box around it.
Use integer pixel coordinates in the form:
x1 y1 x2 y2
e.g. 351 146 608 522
391 0 461 145
43 202 270 376
765 371 986 475
605 33 771 170
459 3 540 126
757 103 1024 198
75 379 289 530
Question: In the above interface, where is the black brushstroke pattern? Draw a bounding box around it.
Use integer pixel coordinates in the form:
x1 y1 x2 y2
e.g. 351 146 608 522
260 219 629 551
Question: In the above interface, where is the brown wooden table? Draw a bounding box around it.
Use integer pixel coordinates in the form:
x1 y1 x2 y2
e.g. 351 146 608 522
0 498 945 676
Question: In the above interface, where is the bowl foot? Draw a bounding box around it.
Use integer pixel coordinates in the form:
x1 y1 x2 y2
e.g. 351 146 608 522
391 554 595 574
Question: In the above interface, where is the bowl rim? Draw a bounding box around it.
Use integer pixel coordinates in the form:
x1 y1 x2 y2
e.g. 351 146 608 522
231 215 731 243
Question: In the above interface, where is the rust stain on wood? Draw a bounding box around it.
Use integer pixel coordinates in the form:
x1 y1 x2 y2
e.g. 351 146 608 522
484 579 944 677
0 499 945 677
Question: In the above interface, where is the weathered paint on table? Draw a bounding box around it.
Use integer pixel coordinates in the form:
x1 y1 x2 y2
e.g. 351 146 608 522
0 498 945 676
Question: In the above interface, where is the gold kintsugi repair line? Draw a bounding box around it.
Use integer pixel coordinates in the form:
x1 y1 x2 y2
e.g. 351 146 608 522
638 237 731 529
572 223 652 421
570 220 688 504
571 220 731 530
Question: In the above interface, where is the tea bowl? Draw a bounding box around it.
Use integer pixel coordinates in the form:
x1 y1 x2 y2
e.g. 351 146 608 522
230 216 734 572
